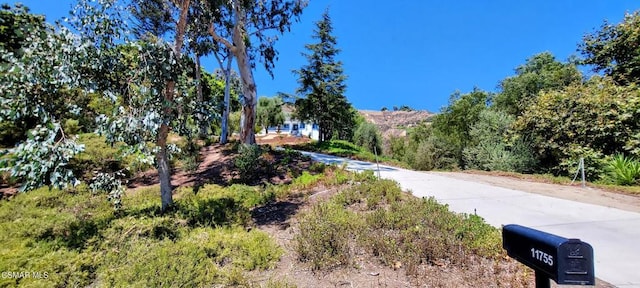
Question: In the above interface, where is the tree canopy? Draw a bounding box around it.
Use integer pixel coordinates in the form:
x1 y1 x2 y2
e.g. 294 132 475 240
256 97 285 134
580 11 640 85
294 10 355 142
493 52 582 116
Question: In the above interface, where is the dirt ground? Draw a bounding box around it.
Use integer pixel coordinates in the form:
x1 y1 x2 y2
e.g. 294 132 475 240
256 133 313 146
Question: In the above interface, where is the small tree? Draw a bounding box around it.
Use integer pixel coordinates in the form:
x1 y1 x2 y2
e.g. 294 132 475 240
71 0 193 211
205 0 306 145
0 4 85 191
256 97 285 134
353 122 382 154
294 9 355 142
431 88 491 168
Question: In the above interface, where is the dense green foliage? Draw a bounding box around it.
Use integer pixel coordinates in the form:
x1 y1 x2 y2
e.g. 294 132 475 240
580 11 640 85
430 89 491 169
493 52 583 116
256 97 285 134
0 4 88 190
463 109 537 172
375 12 640 187
607 155 640 186
234 144 263 182
294 10 356 142
352 122 382 154
513 77 640 179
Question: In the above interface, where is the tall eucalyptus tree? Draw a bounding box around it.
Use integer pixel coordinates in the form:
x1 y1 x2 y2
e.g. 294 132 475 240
205 0 306 144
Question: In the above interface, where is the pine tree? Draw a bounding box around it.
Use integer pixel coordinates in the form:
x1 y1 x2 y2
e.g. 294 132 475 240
294 9 355 142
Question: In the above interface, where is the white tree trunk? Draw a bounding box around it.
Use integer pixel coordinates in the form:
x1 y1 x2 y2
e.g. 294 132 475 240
157 146 173 210
219 55 233 144
196 54 207 139
157 0 190 212
232 5 256 145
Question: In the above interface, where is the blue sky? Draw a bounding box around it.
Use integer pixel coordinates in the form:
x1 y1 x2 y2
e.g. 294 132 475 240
8 0 640 112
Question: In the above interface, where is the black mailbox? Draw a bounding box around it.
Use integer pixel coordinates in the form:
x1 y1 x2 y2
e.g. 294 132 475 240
503 224 594 286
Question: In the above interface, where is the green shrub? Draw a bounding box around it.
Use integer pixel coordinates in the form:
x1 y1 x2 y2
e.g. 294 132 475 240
183 227 282 270
353 122 382 154
235 144 263 182
607 154 640 185
412 136 456 170
177 189 251 227
334 179 401 209
513 77 640 174
557 145 609 181
295 202 362 269
174 184 274 227
462 109 538 173
308 161 326 173
71 133 150 181
96 238 220 287
388 136 407 161
295 176 502 275
0 120 28 148
227 184 275 208
63 119 81 135
291 171 322 190
0 187 112 287
361 197 501 272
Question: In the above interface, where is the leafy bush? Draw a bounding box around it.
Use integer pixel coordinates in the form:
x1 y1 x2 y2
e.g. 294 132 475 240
184 227 282 270
291 171 322 190
177 189 249 227
412 135 457 170
556 145 609 182
388 136 407 161
72 133 152 180
514 77 640 176
0 120 28 147
463 109 537 172
235 144 263 181
90 171 126 210
606 154 640 185
63 119 81 135
352 122 382 154
430 89 492 168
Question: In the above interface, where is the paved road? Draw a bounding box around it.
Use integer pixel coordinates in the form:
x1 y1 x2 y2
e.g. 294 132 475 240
301 151 640 288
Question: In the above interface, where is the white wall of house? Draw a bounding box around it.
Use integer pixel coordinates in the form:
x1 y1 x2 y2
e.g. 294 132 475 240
263 118 319 141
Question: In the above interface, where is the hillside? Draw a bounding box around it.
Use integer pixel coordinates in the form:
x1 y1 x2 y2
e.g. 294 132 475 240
359 110 434 138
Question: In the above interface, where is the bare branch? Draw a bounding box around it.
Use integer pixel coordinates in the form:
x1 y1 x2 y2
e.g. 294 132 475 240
209 24 236 54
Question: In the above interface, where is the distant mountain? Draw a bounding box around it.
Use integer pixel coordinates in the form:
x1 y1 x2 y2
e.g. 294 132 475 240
358 110 434 138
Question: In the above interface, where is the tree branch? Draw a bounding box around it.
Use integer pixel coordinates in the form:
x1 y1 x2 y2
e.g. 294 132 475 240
249 25 282 36
209 24 237 54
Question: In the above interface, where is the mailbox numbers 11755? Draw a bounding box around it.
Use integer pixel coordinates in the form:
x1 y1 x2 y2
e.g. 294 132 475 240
531 248 554 266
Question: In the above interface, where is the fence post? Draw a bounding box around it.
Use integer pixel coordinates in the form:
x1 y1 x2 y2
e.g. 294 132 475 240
374 146 381 180
580 157 586 188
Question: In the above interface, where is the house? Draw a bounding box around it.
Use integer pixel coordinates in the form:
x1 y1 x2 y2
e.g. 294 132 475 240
264 105 320 140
